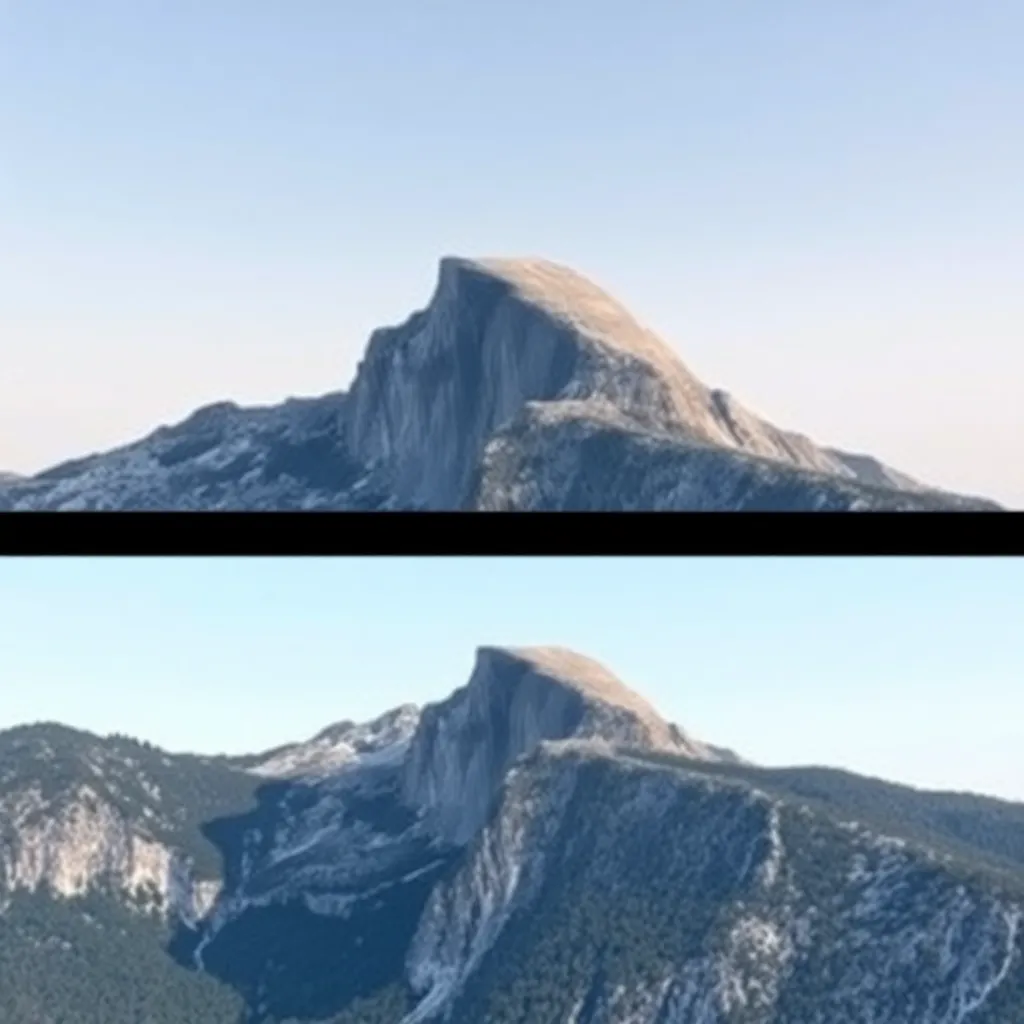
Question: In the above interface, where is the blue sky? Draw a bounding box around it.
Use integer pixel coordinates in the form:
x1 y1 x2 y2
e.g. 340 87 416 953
1 1 1022 505
0 557 1021 802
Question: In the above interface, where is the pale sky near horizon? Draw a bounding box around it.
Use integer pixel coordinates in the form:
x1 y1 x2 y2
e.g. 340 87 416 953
1 2 1022 506
0 558 1021 803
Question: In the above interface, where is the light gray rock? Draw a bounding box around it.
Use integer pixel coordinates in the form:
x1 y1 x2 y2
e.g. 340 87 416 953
400 645 723 845
0 781 219 924
825 447 926 491
343 257 876 509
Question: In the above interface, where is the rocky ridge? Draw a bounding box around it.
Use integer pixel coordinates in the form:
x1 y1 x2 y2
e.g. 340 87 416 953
469 401 990 511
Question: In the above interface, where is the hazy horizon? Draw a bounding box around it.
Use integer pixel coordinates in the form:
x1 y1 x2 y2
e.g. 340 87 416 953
2 1 1022 506
1 557 1021 803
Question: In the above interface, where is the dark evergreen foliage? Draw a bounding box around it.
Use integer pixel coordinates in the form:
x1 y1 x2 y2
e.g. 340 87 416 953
0 891 243 1024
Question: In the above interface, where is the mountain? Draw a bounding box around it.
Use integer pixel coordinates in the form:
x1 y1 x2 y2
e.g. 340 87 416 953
2 646 1023 1024
410 744 1024 1024
0 258 1000 511
0 724 258 1024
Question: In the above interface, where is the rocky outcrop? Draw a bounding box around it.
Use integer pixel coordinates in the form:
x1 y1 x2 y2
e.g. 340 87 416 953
400 646 721 845
0 783 219 923
468 401 999 511
404 744 586 1024
0 393 395 511
825 447 925 492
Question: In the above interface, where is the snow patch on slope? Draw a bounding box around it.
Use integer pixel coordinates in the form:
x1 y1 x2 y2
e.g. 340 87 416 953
245 706 421 779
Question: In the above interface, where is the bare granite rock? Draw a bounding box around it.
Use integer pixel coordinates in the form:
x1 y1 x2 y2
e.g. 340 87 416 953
400 645 722 845
343 257 873 509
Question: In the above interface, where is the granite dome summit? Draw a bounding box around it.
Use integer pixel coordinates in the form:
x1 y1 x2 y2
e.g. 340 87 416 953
401 644 725 845
480 645 671 726
346 256 861 507
0 256 999 510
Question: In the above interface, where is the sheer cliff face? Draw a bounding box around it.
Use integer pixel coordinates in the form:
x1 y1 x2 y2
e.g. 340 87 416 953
400 646 718 845
344 258 868 510
0 726 236 926
0 783 220 925
344 259 598 509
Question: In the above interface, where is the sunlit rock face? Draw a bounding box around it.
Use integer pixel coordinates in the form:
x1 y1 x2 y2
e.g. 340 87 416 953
343 257 865 510
0 782 218 924
400 645 722 845
242 705 421 780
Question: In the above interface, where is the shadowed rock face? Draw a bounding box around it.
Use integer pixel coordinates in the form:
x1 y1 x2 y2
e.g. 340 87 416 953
400 645 720 845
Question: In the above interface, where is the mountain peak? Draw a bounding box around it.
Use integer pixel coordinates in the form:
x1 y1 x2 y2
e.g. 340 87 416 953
436 256 685 370
345 254 920 509
401 644 721 844
345 255 726 509
475 645 670 736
